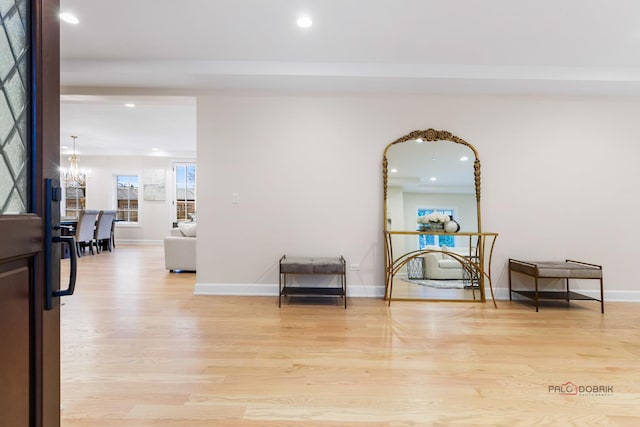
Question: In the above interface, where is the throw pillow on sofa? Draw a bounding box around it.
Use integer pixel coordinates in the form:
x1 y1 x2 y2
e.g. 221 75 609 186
178 222 197 237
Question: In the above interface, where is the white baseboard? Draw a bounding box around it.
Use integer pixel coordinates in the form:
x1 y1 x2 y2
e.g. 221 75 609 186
195 283 640 303
608 291 640 302
116 239 162 245
194 282 385 298
194 283 276 296
496 287 640 303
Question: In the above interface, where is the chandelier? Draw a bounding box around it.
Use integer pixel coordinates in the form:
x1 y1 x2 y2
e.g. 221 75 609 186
64 135 86 186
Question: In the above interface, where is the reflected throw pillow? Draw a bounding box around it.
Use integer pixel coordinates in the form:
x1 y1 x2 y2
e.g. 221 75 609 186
440 245 454 260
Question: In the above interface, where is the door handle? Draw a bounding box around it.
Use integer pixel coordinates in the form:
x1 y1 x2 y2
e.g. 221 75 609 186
52 235 77 297
45 178 78 310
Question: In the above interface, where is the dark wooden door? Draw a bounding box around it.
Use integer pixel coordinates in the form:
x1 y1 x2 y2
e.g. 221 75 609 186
0 1 61 425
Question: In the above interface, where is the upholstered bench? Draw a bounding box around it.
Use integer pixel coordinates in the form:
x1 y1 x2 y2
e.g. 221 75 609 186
508 259 603 313
279 255 347 308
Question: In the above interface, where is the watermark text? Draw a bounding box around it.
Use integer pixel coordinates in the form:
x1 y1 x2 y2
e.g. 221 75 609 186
548 381 613 396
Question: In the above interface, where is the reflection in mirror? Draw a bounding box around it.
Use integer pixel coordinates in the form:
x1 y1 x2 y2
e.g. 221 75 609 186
383 129 482 301
386 138 478 234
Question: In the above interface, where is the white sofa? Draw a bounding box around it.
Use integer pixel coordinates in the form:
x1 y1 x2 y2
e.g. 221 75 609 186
422 245 468 280
163 224 196 272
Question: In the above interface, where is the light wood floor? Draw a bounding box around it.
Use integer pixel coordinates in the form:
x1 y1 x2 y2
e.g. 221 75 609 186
61 245 640 426
388 279 479 300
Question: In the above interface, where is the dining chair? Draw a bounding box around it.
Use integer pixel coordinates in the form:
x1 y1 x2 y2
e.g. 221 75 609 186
94 210 117 253
74 209 100 257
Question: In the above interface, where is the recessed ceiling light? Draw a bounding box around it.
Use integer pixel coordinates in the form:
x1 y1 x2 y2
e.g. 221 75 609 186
151 148 159 151
460 156 469 161
125 103 135 108
390 168 398 173
59 12 79 24
430 177 437 182
296 15 312 28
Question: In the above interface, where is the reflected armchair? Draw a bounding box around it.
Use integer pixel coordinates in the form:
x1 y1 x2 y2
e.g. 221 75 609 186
422 251 465 280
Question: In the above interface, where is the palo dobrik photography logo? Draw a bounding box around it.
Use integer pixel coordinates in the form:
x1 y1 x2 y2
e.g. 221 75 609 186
548 382 613 396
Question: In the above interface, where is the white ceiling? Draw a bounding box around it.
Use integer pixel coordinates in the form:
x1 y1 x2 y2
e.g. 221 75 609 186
59 0 640 156
60 95 196 158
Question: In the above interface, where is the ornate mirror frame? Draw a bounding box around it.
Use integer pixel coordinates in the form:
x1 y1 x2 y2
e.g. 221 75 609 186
383 128 482 233
382 128 497 305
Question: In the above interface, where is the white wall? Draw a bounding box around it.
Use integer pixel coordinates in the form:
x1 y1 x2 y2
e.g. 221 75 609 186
196 93 640 301
61 155 191 242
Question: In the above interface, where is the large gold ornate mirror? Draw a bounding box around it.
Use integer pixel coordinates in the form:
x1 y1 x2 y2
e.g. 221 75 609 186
384 129 481 234
383 129 496 303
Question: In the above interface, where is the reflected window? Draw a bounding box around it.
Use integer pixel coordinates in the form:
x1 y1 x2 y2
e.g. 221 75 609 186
418 208 455 247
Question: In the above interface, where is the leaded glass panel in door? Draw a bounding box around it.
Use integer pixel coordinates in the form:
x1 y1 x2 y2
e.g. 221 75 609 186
0 0 29 214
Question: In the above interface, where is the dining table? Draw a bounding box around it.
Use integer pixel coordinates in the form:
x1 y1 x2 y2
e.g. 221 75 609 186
58 216 118 258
